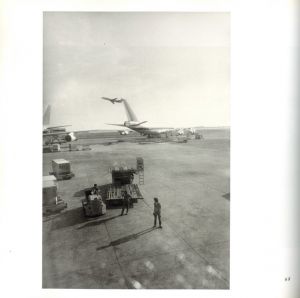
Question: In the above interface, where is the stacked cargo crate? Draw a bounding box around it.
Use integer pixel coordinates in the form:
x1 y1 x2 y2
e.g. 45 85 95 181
42 175 67 215
51 159 74 180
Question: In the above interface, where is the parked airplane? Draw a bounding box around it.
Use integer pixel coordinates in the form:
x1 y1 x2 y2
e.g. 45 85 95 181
102 97 194 138
43 105 77 144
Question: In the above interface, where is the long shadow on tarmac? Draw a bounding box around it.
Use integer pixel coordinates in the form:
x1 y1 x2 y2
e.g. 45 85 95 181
97 227 155 251
77 215 121 230
51 207 86 230
51 209 122 231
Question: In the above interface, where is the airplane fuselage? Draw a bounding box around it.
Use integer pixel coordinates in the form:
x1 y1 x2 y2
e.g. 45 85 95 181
124 123 175 137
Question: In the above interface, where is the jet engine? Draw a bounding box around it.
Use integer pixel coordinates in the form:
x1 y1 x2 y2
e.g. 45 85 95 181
177 129 184 135
119 130 129 135
65 132 77 142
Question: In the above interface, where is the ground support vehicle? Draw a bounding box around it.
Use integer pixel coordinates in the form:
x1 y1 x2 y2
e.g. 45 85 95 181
82 194 106 217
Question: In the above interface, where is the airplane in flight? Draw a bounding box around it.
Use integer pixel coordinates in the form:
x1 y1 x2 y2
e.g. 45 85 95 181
43 105 77 144
102 97 195 138
101 97 124 104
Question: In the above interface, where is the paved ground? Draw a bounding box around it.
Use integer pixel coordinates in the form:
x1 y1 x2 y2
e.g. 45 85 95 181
43 129 230 289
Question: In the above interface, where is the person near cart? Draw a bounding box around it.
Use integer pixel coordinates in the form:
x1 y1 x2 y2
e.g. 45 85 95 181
91 184 100 195
121 191 131 215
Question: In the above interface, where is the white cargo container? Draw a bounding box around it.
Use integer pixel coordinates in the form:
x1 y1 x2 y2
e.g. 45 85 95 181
42 175 67 214
43 175 57 186
43 175 58 206
51 159 74 180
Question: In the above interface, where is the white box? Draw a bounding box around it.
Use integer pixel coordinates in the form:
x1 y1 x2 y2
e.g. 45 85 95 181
52 159 71 175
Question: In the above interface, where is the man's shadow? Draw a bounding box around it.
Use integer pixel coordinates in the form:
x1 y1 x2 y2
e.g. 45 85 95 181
97 227 155 251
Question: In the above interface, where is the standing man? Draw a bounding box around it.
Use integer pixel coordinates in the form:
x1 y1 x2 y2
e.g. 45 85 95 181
153 197 162 228
121 191 131 215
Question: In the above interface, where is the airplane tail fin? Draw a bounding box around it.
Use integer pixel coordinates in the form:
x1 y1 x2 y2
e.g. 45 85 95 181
43 105 51 126
122 99 138 122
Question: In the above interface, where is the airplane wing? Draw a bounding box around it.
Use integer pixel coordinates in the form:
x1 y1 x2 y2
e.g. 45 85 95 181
130 121 148 126
146 127 174 130
102 97 117 101
46 125 72 130
106 123 126 127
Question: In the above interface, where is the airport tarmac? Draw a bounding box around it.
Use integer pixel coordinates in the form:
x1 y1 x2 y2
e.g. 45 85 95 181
42 129 230 289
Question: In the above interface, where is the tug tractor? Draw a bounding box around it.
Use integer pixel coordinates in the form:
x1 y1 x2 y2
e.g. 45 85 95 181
82 193 106 217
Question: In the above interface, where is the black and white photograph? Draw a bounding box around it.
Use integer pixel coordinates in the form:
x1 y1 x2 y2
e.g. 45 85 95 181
1 0 298 296
42 12 230 289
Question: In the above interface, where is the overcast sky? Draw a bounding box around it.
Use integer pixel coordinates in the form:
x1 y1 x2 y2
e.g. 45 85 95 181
44 12 230 130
